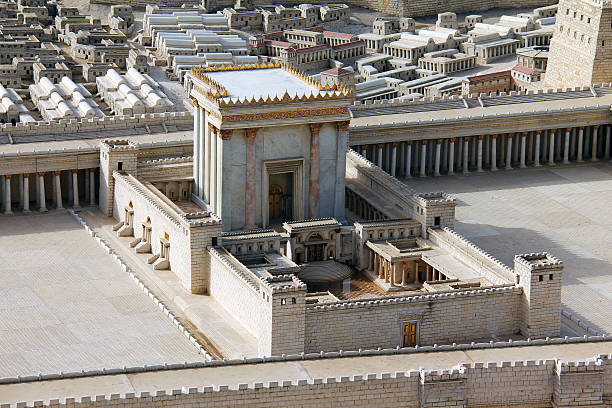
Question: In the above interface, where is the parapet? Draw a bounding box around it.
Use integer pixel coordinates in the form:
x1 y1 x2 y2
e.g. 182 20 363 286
514 252 563 271
100 139 139 152
414 192 455 207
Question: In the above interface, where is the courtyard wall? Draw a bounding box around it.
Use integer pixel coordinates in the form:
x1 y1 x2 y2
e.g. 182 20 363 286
304 286 522 352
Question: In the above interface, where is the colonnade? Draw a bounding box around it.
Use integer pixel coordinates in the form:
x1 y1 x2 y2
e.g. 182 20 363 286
356 125 612 178
480 41 518 62
0 168 98 214
419 57 475 74
367 252 448 287
345 188 387 221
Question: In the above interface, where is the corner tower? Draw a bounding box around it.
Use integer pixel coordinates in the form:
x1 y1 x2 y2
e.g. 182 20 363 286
189 63 353 231
545 0 612 88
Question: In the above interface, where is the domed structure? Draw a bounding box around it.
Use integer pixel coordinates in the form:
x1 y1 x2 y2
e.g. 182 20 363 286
297 260 354 283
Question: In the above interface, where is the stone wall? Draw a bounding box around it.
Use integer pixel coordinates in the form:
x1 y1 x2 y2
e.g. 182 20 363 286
428 227 515 285
0 111 192 140
304 286 522 352
13 353 612 408
208 247 273 355
112 172 221 293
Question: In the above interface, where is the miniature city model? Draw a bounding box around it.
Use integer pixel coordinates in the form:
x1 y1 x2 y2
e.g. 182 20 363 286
0 0 612 406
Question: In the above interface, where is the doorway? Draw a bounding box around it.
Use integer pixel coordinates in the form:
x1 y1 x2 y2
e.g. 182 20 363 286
268 173 293 223
402 322 418 347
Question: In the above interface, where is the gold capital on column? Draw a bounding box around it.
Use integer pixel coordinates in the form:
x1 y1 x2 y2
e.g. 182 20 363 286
436 139 443 144
5 174 11 179
23 173 29 178
477 135 484 140
71 169 79 174
406 140 413 146
523 131 529 137
421 140 428 145
337 121 350 131
507 133 513 139
393 142 400 147
220 129 233 140
594 125 600 130
309 123 323 135
54 171 61 176
491 134 497 139
37 172 46 176
378 143 385 148
245 128 258 138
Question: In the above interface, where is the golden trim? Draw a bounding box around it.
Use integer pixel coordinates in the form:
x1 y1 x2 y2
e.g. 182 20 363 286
222 107 349 122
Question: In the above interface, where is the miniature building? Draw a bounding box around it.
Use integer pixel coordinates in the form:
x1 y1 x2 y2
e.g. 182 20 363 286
96 69 174 116
461 70 513 95
436 12 458 29
29 76 104 120
418 49 476 74
0 83 32 124
545 0 612 88
126 49 150 74
465 15 483 30
82 62 118 82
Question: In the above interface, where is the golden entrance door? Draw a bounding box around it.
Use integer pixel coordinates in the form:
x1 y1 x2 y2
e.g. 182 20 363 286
269 184 283 219
402 322 417 347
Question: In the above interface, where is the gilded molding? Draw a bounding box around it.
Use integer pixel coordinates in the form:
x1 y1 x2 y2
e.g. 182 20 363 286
245 128 258 138
222 107 349 122
220 129 233 140
337 120 350 131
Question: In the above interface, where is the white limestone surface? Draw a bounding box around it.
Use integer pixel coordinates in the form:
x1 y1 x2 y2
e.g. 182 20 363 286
0 212 206 378
405 163 612 335
206 68 331 100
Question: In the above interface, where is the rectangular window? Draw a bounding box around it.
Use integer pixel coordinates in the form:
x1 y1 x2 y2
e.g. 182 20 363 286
117 161 123 170
434 216 441 226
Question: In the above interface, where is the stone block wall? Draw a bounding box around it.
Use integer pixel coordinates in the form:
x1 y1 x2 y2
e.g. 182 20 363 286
137 156 193 180
266 277 307 356
208 247 273 355
427 228 515 285
15 353 612 408
112 172 220 293
304 286 522 352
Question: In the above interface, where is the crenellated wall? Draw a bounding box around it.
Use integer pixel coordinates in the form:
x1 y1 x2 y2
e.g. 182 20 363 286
7 353 612 408
304 285 522 352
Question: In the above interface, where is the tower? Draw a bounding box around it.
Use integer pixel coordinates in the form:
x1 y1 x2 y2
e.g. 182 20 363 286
189 63 353 232
545 0 612 88
514 252 563 338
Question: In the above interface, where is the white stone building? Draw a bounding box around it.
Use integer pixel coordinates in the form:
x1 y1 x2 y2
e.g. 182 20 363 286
97 68 174 116
29 76 104 120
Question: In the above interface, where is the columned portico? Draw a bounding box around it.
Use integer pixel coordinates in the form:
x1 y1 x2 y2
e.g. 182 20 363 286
405 141 412 178
505 134 513 170
448 138 455 175
476 136 483 172
592 125 600 161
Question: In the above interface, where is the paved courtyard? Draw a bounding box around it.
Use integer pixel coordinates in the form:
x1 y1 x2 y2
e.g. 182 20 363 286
0 212 206 378
405 163 612 335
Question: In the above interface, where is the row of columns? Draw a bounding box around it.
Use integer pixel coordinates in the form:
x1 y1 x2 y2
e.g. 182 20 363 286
346 188 386 221
368 252 448 287
419 57 475 74
358 125 612 178
0 169 97 214
481 42 517 61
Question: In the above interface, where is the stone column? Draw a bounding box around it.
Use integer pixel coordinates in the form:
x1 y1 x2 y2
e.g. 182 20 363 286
209 126 217 212
376 144 384 168
89 168 96 205
592 125 599 161
605 126 611 160
309 123 322 219
361 145 368 158
218 130 231 217
192 104 200 197
72 169 80 207
491 135 498 171
419 140 427 177
204 120 211 203
23 174 30 212
54 171 63 209
390 142 398 177
548 130 556 166
448 137 455 175
434 139 442 176
4 175 11 215
577 127 584 162
476 135 484 172
505 134 513 170
38 172 47 212
462 137 470 174
405 141 412 177
563 128 571 164
519 132 528 169
534 131 541 167
244 128 257 230
335 121 349 219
